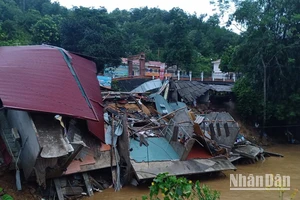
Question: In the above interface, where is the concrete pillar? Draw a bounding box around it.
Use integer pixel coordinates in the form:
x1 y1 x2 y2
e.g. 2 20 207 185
223 73 225 81
201 72 204 81
189 71 192 81
212 72 215 81
177 70 180 80
233 73 236 82
139 53 146 77
128 60 133 77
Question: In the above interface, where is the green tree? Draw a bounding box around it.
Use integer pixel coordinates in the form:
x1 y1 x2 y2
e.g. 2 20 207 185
213 0 300 125
163 8 195 70
31 15 60 45
60 7 125 71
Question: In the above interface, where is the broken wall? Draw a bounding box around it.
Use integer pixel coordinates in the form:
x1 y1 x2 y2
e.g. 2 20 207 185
7 109 40 179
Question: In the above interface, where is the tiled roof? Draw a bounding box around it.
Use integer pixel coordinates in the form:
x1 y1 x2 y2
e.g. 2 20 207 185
174 81 211 103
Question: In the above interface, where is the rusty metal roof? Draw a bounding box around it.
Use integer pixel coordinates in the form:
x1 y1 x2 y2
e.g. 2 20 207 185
0 45 104 141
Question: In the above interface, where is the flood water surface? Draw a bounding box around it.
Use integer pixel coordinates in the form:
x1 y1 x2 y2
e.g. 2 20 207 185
86 145 300 200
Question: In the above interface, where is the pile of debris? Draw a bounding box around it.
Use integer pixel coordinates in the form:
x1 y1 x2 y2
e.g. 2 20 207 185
0 46 279 200
0 45 113 200
101 78 267 184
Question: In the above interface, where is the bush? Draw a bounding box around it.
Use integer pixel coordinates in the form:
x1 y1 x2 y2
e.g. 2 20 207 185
141 173 220 200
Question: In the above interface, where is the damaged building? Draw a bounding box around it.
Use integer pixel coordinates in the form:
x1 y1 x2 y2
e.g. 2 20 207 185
0 45 114 198
0 47 271 200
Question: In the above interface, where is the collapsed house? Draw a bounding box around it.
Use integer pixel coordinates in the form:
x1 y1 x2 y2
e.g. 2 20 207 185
0 47 269 199
0 45 115 198
102 79 239 183
101 78 268 183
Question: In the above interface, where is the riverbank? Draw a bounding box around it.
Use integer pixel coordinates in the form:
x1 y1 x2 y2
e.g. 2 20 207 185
85 144 300 200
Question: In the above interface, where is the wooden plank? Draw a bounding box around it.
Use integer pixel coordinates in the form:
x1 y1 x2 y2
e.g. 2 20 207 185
82 173 94 196
89 176 105 190
54 178 64 200
264 151 283 157
61 187 83 196
61 144 84 171
116 114 132 185
193 123 204 137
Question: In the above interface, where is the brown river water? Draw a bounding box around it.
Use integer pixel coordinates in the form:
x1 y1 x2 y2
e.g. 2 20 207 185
85 144 300 200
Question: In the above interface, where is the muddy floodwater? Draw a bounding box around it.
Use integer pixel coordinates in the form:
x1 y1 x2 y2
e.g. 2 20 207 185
85 145 300 200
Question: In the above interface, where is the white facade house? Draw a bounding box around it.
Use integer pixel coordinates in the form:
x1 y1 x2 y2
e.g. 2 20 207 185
211 59 236 81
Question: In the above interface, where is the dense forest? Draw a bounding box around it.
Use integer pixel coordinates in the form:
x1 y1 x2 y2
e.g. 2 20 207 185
0 0 239 75
1 0 300 128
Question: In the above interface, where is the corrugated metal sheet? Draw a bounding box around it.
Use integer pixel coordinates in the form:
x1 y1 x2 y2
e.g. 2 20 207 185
205 112 239 148
152 94 173 115
71 53 105 141
194 115 205 124
169 102 187 111
209 84 233 92
174 81 211 103
131 78 162 93
0 45 104 141
131 156 236 180
130 137 179 162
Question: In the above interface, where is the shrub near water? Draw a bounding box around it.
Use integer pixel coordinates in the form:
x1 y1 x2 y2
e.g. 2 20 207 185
141 173 220 200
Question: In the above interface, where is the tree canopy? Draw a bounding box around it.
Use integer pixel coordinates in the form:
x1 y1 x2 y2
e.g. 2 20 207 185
1 0 300 129
0 0 239 74
212 0 300 125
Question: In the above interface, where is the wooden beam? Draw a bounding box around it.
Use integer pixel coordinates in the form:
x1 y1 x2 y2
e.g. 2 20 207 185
117 114 132 185
82 173 94 196
54 178 64 200
61 187 83 196
89 176 105 190
61 144 84 171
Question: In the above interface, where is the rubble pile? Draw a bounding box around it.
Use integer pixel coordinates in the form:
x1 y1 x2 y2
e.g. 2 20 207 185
101 78 266 183
0 46 278 200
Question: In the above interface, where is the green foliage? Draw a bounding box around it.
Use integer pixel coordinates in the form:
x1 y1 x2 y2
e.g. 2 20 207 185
0 0 238 76
212 0 300 125
60 7 125 71
192 53 214 77
141 173 220 200
31 15 60 45
219 45 239 72
233 77 262 121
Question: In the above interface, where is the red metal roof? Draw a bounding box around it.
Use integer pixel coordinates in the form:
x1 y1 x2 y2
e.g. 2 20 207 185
0 45 104 141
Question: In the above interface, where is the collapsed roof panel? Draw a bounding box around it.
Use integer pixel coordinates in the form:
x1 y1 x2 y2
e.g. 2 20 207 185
130 137 180 162
209 84 233 92
173 81 211 103
131 79 162 93
204 112 239 149
131 157 236 180
0 45 104 140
